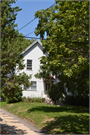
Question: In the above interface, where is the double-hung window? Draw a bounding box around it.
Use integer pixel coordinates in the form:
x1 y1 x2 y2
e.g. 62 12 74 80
31 81 37 90
27 59 32 70
24 81 37 90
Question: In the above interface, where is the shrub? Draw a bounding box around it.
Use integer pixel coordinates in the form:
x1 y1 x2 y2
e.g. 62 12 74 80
22 97 45 103
48 83 66 103
63 95 89 107
7 90 22 103
1 93 6 102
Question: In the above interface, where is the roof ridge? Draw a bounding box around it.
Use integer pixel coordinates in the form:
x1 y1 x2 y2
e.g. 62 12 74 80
21 40 42 55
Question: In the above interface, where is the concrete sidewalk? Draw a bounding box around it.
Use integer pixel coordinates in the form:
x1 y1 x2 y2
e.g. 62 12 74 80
0 108 48 135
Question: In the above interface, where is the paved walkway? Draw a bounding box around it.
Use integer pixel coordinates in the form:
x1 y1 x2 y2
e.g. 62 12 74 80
0 108 47 135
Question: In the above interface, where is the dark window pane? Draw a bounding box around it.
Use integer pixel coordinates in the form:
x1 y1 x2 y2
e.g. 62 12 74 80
68 87 70 92
48 84 50 89
46 83 47 90
27 60 32 69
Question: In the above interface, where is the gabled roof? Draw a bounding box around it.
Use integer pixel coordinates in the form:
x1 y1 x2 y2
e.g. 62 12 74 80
21 40 42 55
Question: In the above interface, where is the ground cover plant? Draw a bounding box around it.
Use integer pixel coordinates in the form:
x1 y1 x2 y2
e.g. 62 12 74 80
1 102 89 134
22 97 45 103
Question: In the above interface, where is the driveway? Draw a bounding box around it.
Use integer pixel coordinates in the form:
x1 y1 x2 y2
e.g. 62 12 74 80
0 108 49 135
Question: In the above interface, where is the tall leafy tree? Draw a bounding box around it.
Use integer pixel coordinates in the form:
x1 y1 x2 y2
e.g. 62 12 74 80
34 1 89 101
1 0 33 102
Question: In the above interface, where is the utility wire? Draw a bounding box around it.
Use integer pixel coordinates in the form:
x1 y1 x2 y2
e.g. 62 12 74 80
18 18 36 31
1 32 89 44
25 31 34 36
1 32 42 39
18 2 56 32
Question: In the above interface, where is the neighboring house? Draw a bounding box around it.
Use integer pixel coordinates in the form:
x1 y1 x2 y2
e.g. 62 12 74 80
15 40 58 98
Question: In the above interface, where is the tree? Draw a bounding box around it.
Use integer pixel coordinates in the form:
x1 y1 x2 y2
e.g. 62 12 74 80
34 1 89 102
1 0 33 102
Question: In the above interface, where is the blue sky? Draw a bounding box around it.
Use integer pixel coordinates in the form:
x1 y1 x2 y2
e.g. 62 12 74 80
12 0 55 39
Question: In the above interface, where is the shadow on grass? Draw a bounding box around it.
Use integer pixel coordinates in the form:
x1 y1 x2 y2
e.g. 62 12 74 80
41 115 89 134
1 123 28 134
27 105 89 113
27 105 89 134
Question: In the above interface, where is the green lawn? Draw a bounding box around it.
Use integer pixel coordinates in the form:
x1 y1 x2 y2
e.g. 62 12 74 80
1 102 89 134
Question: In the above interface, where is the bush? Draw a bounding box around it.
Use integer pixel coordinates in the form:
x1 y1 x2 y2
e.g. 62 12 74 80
1 93 6 102
48 83 66 104
63 95 89 107
7 90 22 103
22 97 45 103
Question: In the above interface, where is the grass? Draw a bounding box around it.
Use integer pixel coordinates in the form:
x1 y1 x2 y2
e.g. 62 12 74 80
1 101 89 134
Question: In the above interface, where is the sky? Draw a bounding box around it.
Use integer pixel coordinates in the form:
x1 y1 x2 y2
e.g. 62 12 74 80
11 0 55 39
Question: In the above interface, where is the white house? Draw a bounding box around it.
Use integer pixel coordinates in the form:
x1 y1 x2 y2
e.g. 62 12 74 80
15 40 57 98
15 40 71 99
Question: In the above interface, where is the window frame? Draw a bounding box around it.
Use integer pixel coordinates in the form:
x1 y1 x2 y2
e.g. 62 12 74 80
27 59 32 70
24 81 37 91
45 82 51 91
31 81 37 90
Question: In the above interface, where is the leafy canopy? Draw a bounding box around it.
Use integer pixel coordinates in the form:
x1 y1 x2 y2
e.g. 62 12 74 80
1 0 33 101
34 1 89 101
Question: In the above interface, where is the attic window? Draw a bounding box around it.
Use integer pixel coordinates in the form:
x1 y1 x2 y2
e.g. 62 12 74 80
27 59 32 70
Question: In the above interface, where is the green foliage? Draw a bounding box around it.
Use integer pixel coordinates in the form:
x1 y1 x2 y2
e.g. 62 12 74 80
63 95 89 107
6 90 22 103
1 92 6 101
48 82 67 103
35 1 89 99
3 72 32 102
22 97 45 103
1 0 33 102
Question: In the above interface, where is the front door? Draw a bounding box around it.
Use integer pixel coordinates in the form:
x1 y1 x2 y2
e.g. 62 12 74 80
45 82 51 91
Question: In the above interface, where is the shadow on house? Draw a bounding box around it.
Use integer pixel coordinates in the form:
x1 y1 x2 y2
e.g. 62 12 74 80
1 123 28 134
